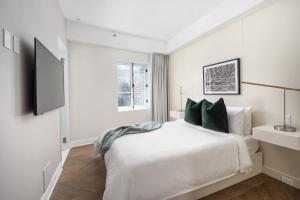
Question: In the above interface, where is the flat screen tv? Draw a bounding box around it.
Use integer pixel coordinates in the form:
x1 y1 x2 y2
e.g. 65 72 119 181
33 38 65 115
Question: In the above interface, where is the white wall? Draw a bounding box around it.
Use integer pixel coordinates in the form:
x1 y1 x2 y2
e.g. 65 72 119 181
0 0 66 200
68 42 151 143
166 0 269 53
169 0 300 182
67 20 167 54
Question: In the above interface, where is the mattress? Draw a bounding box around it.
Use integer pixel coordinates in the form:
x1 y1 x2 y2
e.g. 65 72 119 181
244 135 259 155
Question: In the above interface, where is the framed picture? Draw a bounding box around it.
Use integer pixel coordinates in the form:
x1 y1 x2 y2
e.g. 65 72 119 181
203 58 240 95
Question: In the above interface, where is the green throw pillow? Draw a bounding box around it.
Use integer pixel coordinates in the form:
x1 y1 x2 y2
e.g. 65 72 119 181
184 98 203 125
201 98 229 133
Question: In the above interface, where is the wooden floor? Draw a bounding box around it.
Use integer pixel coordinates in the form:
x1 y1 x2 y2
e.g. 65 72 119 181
51 145 300 200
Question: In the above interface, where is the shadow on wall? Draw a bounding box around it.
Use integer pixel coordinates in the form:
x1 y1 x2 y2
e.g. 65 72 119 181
14 39 34 116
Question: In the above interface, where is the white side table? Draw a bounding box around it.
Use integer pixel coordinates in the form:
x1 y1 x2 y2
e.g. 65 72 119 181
253 125 300 151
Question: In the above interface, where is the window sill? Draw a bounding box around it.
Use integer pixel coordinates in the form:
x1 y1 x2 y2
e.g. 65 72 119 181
118 106 148 112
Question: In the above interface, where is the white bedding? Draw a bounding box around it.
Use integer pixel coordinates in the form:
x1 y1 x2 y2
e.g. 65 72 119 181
244 135 259 155
101 119 252 200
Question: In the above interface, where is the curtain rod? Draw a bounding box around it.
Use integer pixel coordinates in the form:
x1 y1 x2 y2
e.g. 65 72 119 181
242 81 300 92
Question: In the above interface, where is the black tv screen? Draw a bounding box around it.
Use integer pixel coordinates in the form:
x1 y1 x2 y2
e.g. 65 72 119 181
34 38 65 115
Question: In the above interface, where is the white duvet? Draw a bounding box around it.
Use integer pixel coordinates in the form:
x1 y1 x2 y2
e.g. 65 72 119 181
100 119 252 200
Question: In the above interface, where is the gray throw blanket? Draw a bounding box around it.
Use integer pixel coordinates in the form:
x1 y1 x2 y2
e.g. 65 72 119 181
97 121 163 158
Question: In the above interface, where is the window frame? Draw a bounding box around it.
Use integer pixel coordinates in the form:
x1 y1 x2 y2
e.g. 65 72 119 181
117 62 149 112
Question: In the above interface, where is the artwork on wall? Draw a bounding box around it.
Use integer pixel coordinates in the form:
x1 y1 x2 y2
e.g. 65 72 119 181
203 58 240 95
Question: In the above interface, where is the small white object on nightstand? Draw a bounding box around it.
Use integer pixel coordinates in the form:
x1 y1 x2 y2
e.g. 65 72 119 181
170 110 185 121
253 125 300 150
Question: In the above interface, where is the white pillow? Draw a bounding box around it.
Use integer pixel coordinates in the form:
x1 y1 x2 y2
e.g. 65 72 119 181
244 107 252 135
226 107 245 136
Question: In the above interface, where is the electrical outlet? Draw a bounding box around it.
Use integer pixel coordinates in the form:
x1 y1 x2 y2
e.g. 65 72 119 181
3 29 12 50
281 176 294 187
13 36 19 54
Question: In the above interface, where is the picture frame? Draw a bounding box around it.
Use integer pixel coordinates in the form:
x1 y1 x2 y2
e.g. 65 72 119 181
203 58 240 95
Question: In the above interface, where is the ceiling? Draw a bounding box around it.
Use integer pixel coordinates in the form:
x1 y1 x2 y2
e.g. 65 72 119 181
59 0 226 41
60 0 268 53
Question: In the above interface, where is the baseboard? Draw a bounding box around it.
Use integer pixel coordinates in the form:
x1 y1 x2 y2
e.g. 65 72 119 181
40 162 62 200
61 148 70 166
263 165 300 190
40 138 95 199
71 137 97 148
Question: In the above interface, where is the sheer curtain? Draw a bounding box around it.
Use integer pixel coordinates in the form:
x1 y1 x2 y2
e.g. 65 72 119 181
151 53 169 122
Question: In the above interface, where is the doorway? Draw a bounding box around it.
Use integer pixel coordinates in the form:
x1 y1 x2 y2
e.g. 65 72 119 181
59 39 70 165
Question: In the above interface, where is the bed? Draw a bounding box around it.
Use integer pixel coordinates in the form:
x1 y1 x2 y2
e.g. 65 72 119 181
98 119 262 200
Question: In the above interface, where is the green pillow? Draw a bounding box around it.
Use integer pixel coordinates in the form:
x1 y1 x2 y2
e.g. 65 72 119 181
201 98 229 133
184 98 203 125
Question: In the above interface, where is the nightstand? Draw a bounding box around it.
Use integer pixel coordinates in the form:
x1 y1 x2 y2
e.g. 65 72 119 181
170 110 185 121
252 125 300 151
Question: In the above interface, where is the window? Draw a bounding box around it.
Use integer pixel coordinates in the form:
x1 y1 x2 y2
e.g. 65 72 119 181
117 63 149 111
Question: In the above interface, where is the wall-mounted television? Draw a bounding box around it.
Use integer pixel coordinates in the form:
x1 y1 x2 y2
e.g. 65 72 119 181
33 38 65 115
